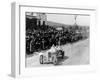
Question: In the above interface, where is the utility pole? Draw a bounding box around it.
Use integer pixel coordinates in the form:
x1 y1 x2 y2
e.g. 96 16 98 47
74 15 77 25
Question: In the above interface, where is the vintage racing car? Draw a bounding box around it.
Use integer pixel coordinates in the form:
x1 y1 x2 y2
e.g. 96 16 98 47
39 46 65 65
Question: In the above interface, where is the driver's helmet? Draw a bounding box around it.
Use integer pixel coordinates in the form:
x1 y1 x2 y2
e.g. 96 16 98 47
48 44 56 53
55 45 61 50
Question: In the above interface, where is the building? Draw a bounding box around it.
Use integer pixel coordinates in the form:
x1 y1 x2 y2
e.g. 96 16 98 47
26 12 47 26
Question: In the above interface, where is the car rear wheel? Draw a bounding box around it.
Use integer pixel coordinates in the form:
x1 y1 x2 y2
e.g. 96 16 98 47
59 50 64 59
61 52 64 59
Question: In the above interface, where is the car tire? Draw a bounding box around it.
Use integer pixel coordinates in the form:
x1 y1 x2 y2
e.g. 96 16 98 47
52 55 57 65
40 55 44 64
61 51 64 59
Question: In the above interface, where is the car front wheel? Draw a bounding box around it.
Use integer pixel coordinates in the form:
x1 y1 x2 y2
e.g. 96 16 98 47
52 55 57 65
40 55 44 64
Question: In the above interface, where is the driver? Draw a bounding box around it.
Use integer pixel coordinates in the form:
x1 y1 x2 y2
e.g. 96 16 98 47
47 44 57 62
48 45 57 53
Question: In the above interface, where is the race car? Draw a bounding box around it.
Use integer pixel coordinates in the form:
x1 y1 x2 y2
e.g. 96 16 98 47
39 46 65 65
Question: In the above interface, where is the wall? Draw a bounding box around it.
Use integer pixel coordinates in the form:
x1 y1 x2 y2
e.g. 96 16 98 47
0 0 100 80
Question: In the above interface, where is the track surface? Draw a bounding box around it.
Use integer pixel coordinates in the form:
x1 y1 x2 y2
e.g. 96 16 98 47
26 39 89 67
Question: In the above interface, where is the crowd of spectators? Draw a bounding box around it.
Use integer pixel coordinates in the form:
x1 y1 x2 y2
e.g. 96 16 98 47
26 17 89 55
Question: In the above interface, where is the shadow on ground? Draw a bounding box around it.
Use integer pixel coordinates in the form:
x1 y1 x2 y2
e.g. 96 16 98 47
55 56 69 65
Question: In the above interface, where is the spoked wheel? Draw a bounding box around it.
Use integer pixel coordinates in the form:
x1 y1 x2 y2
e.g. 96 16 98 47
61 52 64 59
59 50 64 59
52 55 58 65
40 55 44 64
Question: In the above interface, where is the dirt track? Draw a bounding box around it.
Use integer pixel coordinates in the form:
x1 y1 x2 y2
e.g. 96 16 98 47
26 39 89 67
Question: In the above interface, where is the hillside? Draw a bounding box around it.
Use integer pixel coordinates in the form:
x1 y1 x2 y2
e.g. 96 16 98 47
47 21 70 28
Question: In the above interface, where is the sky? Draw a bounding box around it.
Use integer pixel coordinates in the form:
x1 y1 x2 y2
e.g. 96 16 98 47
47 14 90 26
